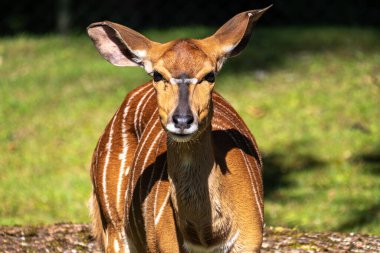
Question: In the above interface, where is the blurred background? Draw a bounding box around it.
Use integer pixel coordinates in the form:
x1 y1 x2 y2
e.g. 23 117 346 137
1 0 380 35
1 0 379 235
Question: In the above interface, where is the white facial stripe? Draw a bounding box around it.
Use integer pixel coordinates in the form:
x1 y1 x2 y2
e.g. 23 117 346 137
169 77 198 85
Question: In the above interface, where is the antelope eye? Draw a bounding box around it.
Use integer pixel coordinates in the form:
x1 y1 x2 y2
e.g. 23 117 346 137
204 72 215 83
153 71 164 82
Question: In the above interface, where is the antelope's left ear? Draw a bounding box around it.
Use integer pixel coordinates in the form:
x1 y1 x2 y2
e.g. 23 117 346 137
202 5 272 69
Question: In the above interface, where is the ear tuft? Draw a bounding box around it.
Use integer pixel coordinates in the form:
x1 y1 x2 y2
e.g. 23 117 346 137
247 5 273 22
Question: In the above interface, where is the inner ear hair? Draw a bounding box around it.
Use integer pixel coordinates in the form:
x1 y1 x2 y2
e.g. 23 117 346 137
87 21 155 70
101 25 143 65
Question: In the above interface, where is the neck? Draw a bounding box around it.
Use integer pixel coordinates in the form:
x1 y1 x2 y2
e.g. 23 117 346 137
167 124 230 246
167 125 215 207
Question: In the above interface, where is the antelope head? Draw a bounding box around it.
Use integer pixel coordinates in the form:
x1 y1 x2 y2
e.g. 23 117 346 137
87 7 270 142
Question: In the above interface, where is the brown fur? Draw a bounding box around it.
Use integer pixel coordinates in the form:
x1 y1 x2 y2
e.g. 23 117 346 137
89 86 264 252
90 193 107 250
87 6 271 253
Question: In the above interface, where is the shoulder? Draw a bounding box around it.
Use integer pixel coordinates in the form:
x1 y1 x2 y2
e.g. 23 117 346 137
124 81 155 105
212 92 262 168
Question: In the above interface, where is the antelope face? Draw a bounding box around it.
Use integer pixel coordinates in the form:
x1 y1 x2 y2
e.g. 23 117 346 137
87 6 270 142
151 40 216 141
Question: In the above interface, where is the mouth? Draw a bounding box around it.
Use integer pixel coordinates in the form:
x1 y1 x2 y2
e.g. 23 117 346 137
165 122 198 142
168 132 194 142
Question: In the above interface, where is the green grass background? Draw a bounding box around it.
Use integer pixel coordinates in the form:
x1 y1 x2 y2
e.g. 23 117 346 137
1 27 379 234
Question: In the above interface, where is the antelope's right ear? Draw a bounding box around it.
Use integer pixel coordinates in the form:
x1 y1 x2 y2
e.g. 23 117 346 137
87 22 156 72
200 5 271 71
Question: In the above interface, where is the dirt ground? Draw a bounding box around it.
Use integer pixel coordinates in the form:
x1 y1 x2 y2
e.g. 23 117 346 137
0 223 379 252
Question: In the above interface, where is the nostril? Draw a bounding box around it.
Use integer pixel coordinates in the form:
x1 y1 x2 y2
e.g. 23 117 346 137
172 114 179 124
186 115 194 125
172 114 194 129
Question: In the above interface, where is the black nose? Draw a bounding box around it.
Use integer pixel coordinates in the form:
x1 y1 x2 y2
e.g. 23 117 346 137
172 114 194 130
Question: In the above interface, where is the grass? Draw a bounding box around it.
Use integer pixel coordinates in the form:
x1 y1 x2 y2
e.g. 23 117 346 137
0 26 379 234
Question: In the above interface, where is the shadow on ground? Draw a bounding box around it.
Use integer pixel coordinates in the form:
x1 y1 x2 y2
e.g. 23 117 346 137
262 142 380 232
336 147 380 231
337 202 380 232
262 151 325 199
357 148 380 175
261 141 326 200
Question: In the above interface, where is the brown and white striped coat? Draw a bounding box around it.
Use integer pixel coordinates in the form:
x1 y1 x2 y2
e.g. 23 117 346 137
87 6 270 253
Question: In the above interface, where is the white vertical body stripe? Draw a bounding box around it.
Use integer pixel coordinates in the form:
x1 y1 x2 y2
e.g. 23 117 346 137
116 85 153 216
125 111 159 223
154 187 170 225
139 130 164 233
153 160 167 226
93 135 103 190
142 132 165 222
138 91 155 136
129 118 160 245
134 88 155 140
102 106 121 226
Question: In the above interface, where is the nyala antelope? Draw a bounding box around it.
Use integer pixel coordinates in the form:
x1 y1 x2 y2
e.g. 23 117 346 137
87 6 270 253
